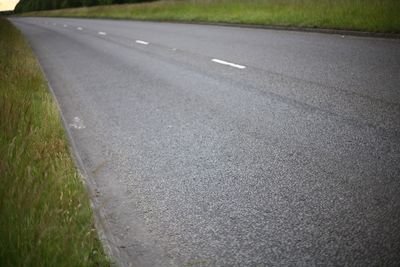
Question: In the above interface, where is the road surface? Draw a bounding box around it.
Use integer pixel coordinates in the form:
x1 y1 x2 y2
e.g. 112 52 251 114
11 17 400 266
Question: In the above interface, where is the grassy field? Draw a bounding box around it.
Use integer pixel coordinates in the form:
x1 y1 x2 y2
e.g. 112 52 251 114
22 0 400 33
0 17 110 266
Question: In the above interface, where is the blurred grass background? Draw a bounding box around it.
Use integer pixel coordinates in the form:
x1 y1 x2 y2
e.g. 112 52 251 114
22 0 400 33
0 17 110 266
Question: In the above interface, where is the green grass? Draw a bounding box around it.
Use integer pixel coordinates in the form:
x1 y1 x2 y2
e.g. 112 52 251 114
22 0 400 33
0 17 110 266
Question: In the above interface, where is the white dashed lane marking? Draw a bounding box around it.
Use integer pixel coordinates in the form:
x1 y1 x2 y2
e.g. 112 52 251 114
212 59 246 69
136 40 149 45
51 24 247 71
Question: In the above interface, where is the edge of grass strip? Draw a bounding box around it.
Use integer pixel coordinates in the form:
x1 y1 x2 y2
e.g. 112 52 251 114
0 17 111 267
18 0 400 34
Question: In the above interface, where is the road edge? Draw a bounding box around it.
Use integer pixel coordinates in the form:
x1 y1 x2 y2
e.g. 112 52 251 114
173 20 400 39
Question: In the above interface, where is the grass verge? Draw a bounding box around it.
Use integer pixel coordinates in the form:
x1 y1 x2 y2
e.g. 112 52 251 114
21 0 400 33
0 17 110 266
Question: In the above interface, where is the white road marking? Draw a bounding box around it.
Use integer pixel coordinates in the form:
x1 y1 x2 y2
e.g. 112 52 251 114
63 24 68 27
69 117 86 129
211 58 246 69
98 31 107 35
136 40 149 45
77 27 83 30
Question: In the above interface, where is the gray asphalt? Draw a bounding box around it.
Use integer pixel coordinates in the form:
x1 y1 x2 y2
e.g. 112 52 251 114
11 17 400 266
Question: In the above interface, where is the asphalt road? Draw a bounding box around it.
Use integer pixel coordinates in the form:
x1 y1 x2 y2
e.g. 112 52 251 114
11 17 400 266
